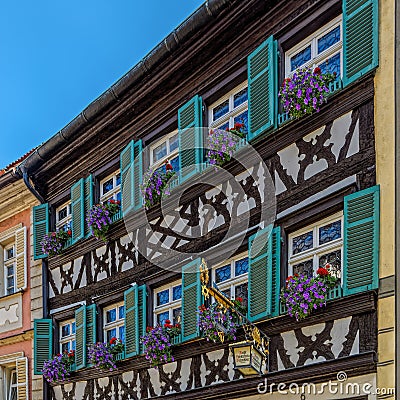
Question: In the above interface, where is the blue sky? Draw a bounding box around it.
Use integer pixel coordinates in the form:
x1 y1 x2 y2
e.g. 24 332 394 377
0 0 203 169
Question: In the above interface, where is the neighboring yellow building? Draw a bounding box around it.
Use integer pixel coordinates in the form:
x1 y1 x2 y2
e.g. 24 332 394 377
375 0 396 397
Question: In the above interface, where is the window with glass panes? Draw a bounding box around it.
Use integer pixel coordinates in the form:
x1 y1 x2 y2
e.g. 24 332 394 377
150 131 180 174
4 244 16 296
285 16 342 78
103 302 125 343
55 201 72 231
288 212 343 280
6 368 17 400
59 319 76 353
209 83 248 134
100 171 121 203
211 254 249 308
154 281 182 326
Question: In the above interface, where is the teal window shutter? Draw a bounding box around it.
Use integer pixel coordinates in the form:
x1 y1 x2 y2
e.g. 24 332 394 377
84 175 93 238
178 95 203 183
343 185 380 295
124 284 147 357
86 304 97 349
32 204 49 260
181 258 202 342
247 36 278 141
120 140 143 216
343 0 378 87
248 225 281 321
75 305 87 369
33 319 53 375
71 179 85 243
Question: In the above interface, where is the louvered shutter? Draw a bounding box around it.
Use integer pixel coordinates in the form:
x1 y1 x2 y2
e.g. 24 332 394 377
32 204 49 260
86 304 97 348
75 305 87 369
16 357 28 400
84 175 93 238
247 36 278 141
33 319 52 375
343 185 379 295
178 95 203 183
124 284 147 357
181 258 202 342
120 140 143 216
248 225 281 321
15 227 27 290
71 179 85 243
343 0 378 86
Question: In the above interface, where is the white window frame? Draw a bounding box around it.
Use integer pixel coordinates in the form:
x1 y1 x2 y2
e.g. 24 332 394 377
55 201 72 231
103 301 125 342
59 319 76 353
100 170 121 203
211 252 249 302
285 16 343 77
153 280 182 326
288 212 343 279
149 130 179 172
209 82 248 131
4 243 16 296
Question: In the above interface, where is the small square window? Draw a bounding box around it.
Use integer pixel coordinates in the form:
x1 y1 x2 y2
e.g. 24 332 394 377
56 201 72 231
154 280 182 327
103 302 125 342
100 171 121 203
60 319 76 353
150 131 180 174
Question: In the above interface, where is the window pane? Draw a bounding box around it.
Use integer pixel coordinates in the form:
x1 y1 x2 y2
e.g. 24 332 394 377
7 276 14 288
292 231 313 255
72 340 76 350
61 324 70 337
106 328 117 342
235 257 249 276
319 220 341 245
119 326 125 343
234 282 248 308
172 285 182 301
106 308 117 323
71 322 76 334
221 288 231 299
233 88 248 108
170 155 180 172
61 343 70 353
169 134 179 152
153 142 167 162
173 307 182 325
292 259 314 277
319 250 341 279
157 289 169 306
290 45 312 71
216 122 229 131
118 306 125 319
234 110 248 134
58 206 68 221
215 264 231 283
213 99 229 121
7 265 14 276
157 311 169 326
7 287 14 295
5 247 14 260
102 178 114 194
318 26 340 53
116 173 121 186
318 53 341 77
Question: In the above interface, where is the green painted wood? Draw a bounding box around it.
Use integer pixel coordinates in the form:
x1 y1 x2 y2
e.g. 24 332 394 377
74 305 87 369
84 175 93 238
178 95 204 183
124 284 139 357
33 319 53 375
181 258 202 342
343 185 379 295
71 179 85 243
32 204 49 260
248 36 277 141
343 0 378 86
86 304 97 348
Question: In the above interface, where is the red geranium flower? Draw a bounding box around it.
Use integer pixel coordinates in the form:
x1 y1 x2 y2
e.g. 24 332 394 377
165 160 173 171
317 267 329 276
235 297 243 302
110 337 117 345
146 326 153 332
313 67 322 75
67 229 72 236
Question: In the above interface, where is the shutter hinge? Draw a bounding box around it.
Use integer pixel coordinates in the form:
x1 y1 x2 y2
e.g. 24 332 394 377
202 105 205 112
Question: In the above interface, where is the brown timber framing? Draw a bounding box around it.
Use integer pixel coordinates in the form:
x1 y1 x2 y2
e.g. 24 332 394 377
31 0 339 202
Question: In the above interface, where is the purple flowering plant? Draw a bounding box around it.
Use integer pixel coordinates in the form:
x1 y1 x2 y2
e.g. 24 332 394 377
206 123 246 168
86 199 120 241
281 265 338 321
42 350 75 383
197 303 238 343
279 67 336 119
140 167 175 210
140 322 181 367
40 229 72 257
87 341 119 371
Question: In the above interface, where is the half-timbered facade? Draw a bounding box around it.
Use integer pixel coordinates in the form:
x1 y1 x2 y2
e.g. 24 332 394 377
22 0 389 398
